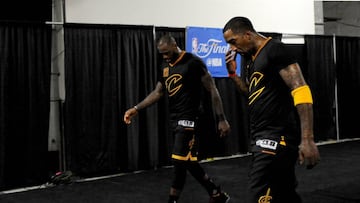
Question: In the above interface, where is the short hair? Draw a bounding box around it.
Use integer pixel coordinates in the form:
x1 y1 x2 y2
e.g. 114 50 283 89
157 34 176 46
223 16 255 34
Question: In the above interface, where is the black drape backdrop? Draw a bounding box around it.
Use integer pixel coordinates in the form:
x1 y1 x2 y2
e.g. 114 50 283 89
304 35 337 141
64 24 159 176
336 36 360 139
0 22 51 190
214 78 249 155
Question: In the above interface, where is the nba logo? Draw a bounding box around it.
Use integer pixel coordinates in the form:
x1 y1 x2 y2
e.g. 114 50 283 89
192 37 198 53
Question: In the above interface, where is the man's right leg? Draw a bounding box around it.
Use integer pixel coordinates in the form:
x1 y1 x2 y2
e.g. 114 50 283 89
187 161 230 203
248 148 301 203
168 160 187 203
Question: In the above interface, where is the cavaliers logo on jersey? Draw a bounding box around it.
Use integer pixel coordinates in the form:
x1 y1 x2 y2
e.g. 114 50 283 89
165 74 182 97
249 71 265 105
258 188 272 203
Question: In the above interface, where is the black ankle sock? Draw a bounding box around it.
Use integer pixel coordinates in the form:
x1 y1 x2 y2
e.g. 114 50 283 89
201 178 219 196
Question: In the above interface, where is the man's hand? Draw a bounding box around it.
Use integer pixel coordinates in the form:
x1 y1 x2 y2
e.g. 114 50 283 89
225 49 237 76
123 107 138 124
218 120 230 138
298 139 320 169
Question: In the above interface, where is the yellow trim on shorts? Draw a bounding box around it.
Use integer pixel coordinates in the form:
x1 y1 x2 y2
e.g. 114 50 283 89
171 152 197 161
291 85 313 106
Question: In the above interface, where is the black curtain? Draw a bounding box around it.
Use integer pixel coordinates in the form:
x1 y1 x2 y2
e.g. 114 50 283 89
214 78 250 155
335 36 360 139
0 22 51 190
304 35 336 141
64 24 159 176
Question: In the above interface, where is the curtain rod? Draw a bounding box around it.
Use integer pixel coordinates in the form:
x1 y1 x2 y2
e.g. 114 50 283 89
282 33 305 38
45 21 64 25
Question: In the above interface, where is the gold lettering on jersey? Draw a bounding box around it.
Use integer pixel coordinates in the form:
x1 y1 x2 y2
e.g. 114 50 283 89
165 74 182 97
249 72 264 105
258 188 272 203
163 67 169 77
249 72 264 90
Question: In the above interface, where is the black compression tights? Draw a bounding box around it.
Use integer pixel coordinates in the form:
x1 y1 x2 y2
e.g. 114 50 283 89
172 160 218 196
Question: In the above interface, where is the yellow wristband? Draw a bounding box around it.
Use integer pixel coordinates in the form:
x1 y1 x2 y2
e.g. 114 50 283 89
291 85 313 106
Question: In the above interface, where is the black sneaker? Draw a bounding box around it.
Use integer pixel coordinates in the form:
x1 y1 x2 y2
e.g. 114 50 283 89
209 191 230 203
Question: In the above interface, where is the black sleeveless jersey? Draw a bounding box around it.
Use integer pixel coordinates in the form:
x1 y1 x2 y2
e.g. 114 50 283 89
247 38 300 145
160 52 207 121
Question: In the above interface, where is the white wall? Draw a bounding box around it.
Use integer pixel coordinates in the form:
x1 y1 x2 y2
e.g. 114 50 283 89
65 0 316 35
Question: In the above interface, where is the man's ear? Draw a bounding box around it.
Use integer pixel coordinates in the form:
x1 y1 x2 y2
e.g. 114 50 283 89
244 31 252 40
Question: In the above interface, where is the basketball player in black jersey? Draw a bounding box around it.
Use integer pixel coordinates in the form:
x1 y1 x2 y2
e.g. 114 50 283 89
124 35 231 203
222 17 320 203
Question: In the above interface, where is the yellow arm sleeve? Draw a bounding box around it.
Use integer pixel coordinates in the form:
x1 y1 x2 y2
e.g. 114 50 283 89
291 85 313 106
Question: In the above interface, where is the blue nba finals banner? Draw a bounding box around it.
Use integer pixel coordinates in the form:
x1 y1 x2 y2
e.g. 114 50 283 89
186 26 241 77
